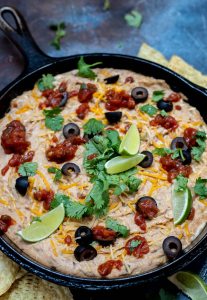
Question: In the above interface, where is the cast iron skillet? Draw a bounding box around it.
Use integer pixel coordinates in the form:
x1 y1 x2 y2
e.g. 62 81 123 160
0 6 207 291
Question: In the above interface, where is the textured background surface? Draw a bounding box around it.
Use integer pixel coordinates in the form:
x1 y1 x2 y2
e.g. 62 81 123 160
0 0 207 299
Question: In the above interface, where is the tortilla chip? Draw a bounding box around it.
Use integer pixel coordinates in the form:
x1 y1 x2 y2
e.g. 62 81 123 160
168 55 207 87
0 252 20 296
138 43 168 67
0 273 73 300
15 269 27 281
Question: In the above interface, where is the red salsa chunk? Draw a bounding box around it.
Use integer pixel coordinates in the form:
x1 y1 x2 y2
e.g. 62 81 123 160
125 76 134 83
64 235 72 245
46 136 85 163
78 83 97 103
39 81 68 109
76 103 90 120
137 198 159 219
34 189 54 210
184 127 197 148
187 207 195 221
0 215 15 235
105 89 135 111
165 92 181 102
125 235 149 258
1 120 30 154
150 114 178 131
98 260 123 277
134 212 146 232
92 225 116 242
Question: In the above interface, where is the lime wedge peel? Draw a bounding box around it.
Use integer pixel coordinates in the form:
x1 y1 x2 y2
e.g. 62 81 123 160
172 185 192 225
119 124 140 156
169 271 207 300
105 153 145 174
19 204 65 242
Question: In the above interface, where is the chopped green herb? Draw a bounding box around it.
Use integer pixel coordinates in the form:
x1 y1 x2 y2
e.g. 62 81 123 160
50 22 66 50
160 109 168 117
140 104 158 116
83 118 105 135
103 0 110 10
175 175 188 192
43 108 64 131
51 193 88 219
171 148 185 161
124 10 142 28
37 74 55 91
194 177 207 199
152 90 165 102
18 162 38 177
48 167 62 182
129 239 141 253
106 218 129 237
32 216 42 223
152 147 172 157
191 130 206 161
77 56 102 79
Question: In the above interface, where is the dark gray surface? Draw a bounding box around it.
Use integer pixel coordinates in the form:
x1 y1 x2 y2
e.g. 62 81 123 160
0 0 207 299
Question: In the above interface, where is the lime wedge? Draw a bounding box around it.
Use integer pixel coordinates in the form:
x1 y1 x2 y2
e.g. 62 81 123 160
105 153 145 174
119 124 140 155
172 185 192 225
20 204 65 242
169 271 207 300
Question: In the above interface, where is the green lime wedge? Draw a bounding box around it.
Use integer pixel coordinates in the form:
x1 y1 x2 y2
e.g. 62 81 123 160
169 271 207 300
19 204 65 242
105 153 145 174
119 124 140 155
172 185 192 225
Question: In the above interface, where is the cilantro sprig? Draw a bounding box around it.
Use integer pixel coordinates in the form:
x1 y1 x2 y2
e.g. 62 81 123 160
194 177 207 199
83 118 105 136
18 162 38 177
50 22 66 50
77 56 102 79
140 104 158 116
124 10 142 28
129 240 141 253
191 130 206 162
152 90 165 102
37 74 55 91
152 147 172 157
106 218 129 238
48 167 62 182
175 175 188 192
43 107 64 131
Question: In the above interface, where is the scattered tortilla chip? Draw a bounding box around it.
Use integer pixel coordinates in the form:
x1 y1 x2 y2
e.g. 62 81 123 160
0 252 20 296
138 43 168 67
0 273 73 300
168 55 207 87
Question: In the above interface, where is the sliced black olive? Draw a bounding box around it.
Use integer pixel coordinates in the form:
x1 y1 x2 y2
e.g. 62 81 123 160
75 226 93 245
105 111 122 124
170 137 188 151
139 151 153 168
157 100 173 112
74 245 97 262
104 75 119 84
63 123 80 139
15 176 29 196
181 149 192 165
162 236 182 260
59 92 69 107
135 196 158 219
61 163 80 176
131 87 148 103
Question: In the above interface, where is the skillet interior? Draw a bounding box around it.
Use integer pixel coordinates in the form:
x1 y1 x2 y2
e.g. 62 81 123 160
0 6 207 291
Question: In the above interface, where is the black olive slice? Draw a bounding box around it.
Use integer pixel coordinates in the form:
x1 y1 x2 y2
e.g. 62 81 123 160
131 87 148 103
105 111 122 124
181 149 192 165
75 226 93 246
139 151 153 168
74 245 97 262
157 100 173 112
170 137 188 151
135 196 158 219
59 92 69 107
61 163 80 176
15 176 29 196
162 236 182 260
104 75 119 84
63 123 80 139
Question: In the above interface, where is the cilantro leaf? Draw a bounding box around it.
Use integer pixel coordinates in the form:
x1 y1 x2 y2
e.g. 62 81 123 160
77 56 102 79
103 0 110 10
37 74 54 91
171 148 185 161
43 108 64 131
18 162 38 177
152 148 172 157
105 130 121 152
192 130 206 161
175 174 188 192
152 90 165 102
194 177 207 199
124 10 142 28
160 109 168 117
51 193 88 219
106 217 129 238
140 104 158 116
50 22 66 50
48 167 62 182
83 118 105 135
129 240 141 253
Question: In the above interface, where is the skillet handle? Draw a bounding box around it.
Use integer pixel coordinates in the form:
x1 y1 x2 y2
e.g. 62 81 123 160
0 6 55 74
